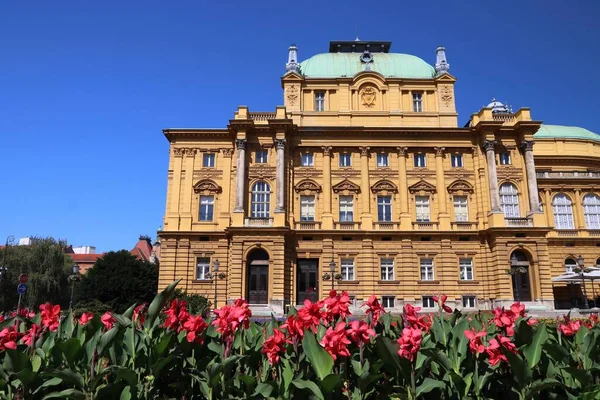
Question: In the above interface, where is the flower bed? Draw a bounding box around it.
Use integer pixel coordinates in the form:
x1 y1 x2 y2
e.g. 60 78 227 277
1 282 599 399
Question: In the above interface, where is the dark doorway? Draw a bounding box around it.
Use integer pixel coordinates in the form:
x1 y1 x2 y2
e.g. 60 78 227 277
297 259 318 304
511 251 532 302
247 249 269 304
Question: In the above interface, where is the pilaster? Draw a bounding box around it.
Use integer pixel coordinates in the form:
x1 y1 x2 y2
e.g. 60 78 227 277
232 137 247 226
434 147 450 230
397 147 412 229
218 148 234 229
180 148 197 231
321 146 333 229
167 148 184 229
359 147 373 230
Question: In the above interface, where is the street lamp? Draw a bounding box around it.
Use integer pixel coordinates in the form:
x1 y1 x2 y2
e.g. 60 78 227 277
69 263 80 311
510 254 523 302
213 259 220 308
329 258 336 291
577 255 590 309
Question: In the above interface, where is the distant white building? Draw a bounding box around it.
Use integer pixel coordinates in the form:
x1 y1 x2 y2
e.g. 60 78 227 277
72 246 96 254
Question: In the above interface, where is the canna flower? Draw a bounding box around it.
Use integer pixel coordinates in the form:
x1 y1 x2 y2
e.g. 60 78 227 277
39 303 61 331
297 299 325 332
163 299 190 333
403 304 432 332
324 290 352 322
280 314 304 342
182 314 208 344
261 328 288 365
133 303 148 326
78 312 94 326
21 324 40 346
101 312 116 330
212 299 252 341
583 313 598 329
559 315 581 337
362 295 386 325
346 320 375 346
11 308 36 319
0 326 20 350
464 328 487 354
320 321 351 361
397 327 422 362
432 295 453 313
486 335 517 366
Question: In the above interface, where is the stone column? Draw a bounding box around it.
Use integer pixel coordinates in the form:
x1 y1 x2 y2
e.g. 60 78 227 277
519 140 541 213
359 147 372 229
233 139 247 213
483 140 501 212
274 139 286 213
434 147 450 229
397 147 411 229
322 146 333 229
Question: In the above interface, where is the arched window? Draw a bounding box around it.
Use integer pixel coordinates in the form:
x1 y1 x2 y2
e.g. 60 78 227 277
583 194 600 230
552 194 575 229
500 183 520 218
251 181 271 218
565 258 578 273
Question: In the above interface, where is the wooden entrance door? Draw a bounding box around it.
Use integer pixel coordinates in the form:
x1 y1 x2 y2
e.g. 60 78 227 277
512 270 532 302
297 260 318 304
248 261 268 304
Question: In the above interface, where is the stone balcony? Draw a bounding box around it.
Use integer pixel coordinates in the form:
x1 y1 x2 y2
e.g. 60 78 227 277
536 171 600 179
548 229 600 238
504 217 533 228
244 218 274 227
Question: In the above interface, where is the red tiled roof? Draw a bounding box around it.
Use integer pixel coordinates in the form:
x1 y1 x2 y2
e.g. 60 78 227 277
130 238 153 262
69 253 104 263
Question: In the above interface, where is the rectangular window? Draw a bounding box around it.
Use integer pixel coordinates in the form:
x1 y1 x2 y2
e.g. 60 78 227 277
196 257 210 280
414 154 426 168
380 258 395 281
301 153 314 167
420 258 434 281
255 150 268 163
199 195 214 221
377 195 392 222
422 296 435 308
377 153 389 167
382 296 395 308
416 196 431 222
459 258 474 281
462 296 476 308
203 153 215 167
339 196 354 222
500 152 511 165
339 153 352 167
412 93 423 112
453 195 469 222
300 195 316 221
451 153 463 168
315 91 325 111
341 258 355 281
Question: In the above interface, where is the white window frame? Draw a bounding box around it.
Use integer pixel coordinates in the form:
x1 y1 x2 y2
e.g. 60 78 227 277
414 154 426 168
412 92 423 112
416 196 430 222
255 149 268 163
341 258 355 281
251 181 270 218
459 258 474 281
339 153 352 167
199 195 214 221
451 153 463 168
339 196 354 222
453 195 469 222
203 153 215 167
196 257 211 280
500 183 520 218
552 194 575 230
380 258 395 281
382 296 395 308
499 152 511 165
583 194 600 230
300 195 316 221
422 296 435 308
301 153 314 167
462 296 476 308
420 258 434 281
377 153 389 167
377 195 392 222
315 91 325 112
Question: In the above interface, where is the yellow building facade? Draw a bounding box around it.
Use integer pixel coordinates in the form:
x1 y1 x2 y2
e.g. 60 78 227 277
159 40 600 313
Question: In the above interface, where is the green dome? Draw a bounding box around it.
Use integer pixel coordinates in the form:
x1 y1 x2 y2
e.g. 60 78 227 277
534 124 600 142
299 52 435 79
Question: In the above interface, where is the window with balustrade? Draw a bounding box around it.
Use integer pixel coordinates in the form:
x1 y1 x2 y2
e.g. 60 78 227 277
552 194 575 230
565 258 577 273
583 194 600 230
377 153 389 167
300 195 315 221
377 196 392 222
199 195 214 221
420 258 434 280
415 196 430 222
459 258 474 280
499 183 520 218
380 258 395 281
453 196 469 222
251 181 270 218
339 196 354 222
341 258 355 281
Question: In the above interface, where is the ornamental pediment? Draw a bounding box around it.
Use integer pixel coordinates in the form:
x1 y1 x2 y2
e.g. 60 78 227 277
332 179 361 194
371 179 398 194
193 179 222 194
295 179 322 193
408 180 436 194
447 179 474 194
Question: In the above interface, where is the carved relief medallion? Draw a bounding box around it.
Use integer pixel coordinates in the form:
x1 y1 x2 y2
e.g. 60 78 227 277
360 86 377 108
286 84 299 106
440 85 453 105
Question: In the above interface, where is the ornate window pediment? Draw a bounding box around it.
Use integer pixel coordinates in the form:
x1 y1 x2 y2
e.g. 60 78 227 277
295 179 322 194
193 179 222 194
447 179 474 194
371 179 398 194
332 179 361 194
408 180 436 194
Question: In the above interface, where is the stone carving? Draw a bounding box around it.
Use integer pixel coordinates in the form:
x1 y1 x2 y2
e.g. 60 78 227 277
295 168 322 178
471 146 479 156
173 148 185 157
482 140 497 152
321 146 332 156
184 148 197 157
440 85 453 105
235 139 247 150
360 86 377 108
286 84 299 106
332 169 360 178
371 179 398 194
193 179 222 194
434 147 445 157
408 180 437 194
221 148 234 157
249 165 276 179
332 179 361 194
359 147 370 157
294 179 322 193
519 140 535 152
497 166 523 181
275 139 286 150
447 179 474 194
445 170 473 178
370 169 397 178
407 170 436 177
193 169 223 178
397 147 408 157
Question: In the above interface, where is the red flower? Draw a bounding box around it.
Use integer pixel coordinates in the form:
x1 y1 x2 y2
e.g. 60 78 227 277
486 335 517 366
281 315 304 342
397 327 422 362
231 299 252 330
101 312 116 330
362 295 386 325
432 295 453 313
39 303 60 331
78 312 94 326
164 299 190 333
261 328 288 365
510 302 526 318
559 315 581 337
297 299 325 332
0 326 20 351
11 308 35 319
320 321 351 361
346 320 375 346
583 313 598 329
403 304 432 332
492 307 516 336
183 314 208 344
324 290 352 322
211 299 252 341
22 324 40 346
464 328 487 354
133 303 147 326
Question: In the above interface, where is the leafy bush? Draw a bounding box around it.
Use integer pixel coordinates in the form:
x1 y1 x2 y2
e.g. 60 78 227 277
171 289 211 317
1 284 600 399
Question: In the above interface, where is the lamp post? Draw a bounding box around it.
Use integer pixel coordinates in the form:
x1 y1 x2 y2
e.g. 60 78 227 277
212 259 220 308
577 255 590 309
68 263 80 311
510 254 520 302
329 258 336 291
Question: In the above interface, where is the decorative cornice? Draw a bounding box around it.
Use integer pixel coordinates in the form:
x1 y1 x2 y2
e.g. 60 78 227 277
248 165 276 179
193 169 223 178
482 140 496 152
193 179 222 194
295 168 322 178
407 170 436 177
331 169 360 178
235 139 247 150
408 179 437 194
184 148 197 157
369 169 397 178
447 179 474 194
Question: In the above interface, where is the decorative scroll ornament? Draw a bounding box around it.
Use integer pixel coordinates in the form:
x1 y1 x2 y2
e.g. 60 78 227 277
193 179 222 194
173 148 185 157
294 179 322 193
321 146 332 157
440 85 453 105
519 140 535 152
482 140 497 152
221 148 234 157
434 147 445 157
359 146 370 157
275 139 286 150
235 139 247 150
332 179 361 194
184 148 197 157
408 179 437 194
360 86 377 108
286 85 299 106
397 147 408 157
447 179 474 194
371 179 398 194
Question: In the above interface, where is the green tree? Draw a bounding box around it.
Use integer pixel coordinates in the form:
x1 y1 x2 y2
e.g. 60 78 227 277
74 250 158 313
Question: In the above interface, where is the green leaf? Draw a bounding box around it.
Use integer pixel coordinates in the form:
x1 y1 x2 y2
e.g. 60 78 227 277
416 377 444 397
33 377 63 394
60 310 75 339
44 369 85 389
525 378 562 398
301 331 333 381
31 354 42 373
97 326 119 354
60 338 82 366
503 350 531 387
565 367 593 388
321 374 341 393
3 349 31 373
523 323 549 369
146 280 180 328
292 379 324 400
120 386 132 400
42 389 86 399
112 313 132 328
253 382 274 398
281 358 294 393
154 332 172 356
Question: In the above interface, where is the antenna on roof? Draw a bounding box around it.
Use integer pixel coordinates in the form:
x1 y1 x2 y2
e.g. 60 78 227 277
355 25 360 42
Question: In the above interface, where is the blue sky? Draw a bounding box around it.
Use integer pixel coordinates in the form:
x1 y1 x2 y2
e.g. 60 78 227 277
1 0 599 252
